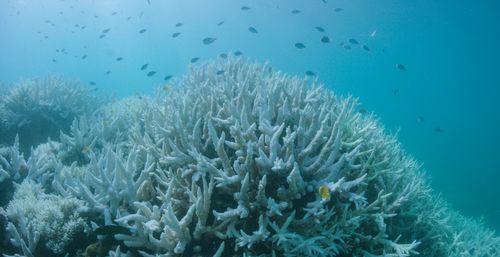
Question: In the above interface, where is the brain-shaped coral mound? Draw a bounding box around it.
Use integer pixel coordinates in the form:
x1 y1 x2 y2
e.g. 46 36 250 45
0 75 102 153
1 58 498 257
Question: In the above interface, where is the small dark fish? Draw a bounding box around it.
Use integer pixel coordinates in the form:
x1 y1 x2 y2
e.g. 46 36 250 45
111 11 118 16
315 26 325 33
219 53 228 59
248 26 258 33
139 29 147 34
172 32 181 38
116 57 123 61
147 71 157 77
52 59 57 63
343 44 352 50
191 57 200 63
234 51 243 56
99 34 106 39
141 64 148 70
106 71 111 75
203 37 217 45
320 36 331 43
81 26 86 30
241 6 251 11
291 9 301 14
362 45 370 51
95 225 131 236
217 21 225 26
81 55 87 59
89 81 96 86
393 89 399 95
164 75 173 81
322 0 327 3
396 63 407 71
358 108 368 115
102 28 111 33
216 70 225 75
433 126 443 133
334 7 343 12
417 116 425 122
175 22 183 27
349 38 359 44
294 42 306 49
305 70 316 76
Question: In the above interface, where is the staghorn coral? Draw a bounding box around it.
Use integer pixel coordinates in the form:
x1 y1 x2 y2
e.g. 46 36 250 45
1 58 499 257
0 75 103 154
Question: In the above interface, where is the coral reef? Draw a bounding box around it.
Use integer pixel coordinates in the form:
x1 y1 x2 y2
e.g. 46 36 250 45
0 75 103 154
0 58 499 257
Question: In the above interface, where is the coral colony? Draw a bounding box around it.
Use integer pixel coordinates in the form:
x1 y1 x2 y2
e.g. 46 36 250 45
0 57 499 257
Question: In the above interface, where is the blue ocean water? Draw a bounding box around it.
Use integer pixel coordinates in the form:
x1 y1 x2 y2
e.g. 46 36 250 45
0 0 498 236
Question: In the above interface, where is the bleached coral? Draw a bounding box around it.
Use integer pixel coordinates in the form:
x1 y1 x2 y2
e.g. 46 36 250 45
1 57 499 257
5 180 87 255
0 75 103 153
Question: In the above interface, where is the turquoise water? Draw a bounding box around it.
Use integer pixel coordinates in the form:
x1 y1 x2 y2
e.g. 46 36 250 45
1 0 498 236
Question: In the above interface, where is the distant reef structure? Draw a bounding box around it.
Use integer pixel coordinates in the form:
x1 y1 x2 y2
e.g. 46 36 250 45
0 75 103 155
0 57 498 257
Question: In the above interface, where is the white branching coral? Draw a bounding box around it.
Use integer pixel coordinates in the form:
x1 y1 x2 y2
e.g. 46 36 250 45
0 75 103 153
1 58 498 257
5 180 87 255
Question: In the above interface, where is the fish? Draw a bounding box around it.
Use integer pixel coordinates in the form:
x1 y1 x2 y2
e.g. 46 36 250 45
106 71 111 75
147 0 151 5
81 55 87 59
111 11 118 16
248 26 258 33
241 6 251 11
116 57 123 61
234 51 243 56
320 36 331 43
147 71 157 77
349 38 359 44
370 30 377 37
216 70 225 75
52 59 57 63
315 26 325 33
141 64 148 70
318 185 330 201
343 44 352 50
191 57 200 63
434 126 443 133
291 9 301 14
334 7 343 12
89 81 96 86
102 28 111 33
305 70 316 76
203 37 217 45
294 42 306 49
396 63 407 71
362 45 370 51
172 32 181 38
220 53 228 59
99 34 106 39
217 21 225 26
163 84 172 92
393 89 399 95
175 22 183 27
164 75 173 81
139 29 147 34
417 116 425 122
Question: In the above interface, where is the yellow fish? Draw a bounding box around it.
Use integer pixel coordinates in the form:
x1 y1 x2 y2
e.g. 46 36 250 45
82 145 91 153
318 185 330 201
163 84 172 92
